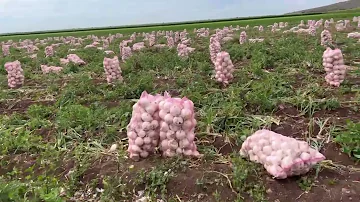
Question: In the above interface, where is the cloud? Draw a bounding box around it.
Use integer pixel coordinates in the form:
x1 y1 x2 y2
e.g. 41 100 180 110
0 0 339 34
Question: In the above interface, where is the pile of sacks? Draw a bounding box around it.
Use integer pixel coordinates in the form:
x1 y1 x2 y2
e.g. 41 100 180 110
127 91 200 161
103 56 123 84
323 48 346 87
4 60 24 88
240 129 326 179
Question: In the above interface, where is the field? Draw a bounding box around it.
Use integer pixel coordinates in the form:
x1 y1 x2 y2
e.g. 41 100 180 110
1 12 360 202
0 10 359 40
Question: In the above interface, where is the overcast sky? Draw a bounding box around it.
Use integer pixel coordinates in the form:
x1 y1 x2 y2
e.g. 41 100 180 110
0 0 345 34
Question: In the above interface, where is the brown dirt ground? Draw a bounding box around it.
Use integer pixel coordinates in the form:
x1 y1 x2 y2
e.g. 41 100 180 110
2 97 360 201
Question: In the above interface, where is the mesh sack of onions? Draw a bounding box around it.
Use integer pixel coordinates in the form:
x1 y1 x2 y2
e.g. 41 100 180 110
214 51 234 85
41 65 63 74
259 25 264 32
347 32 360 39
104 50 115 55
308 26 316 36
240 129 326 179
167 36 174 48
324 20 330 29
67 54 86 65
103 39 109 49
103 56 123 84
344 20 350 27
133 42 146 51
2 44 10 56
121 46 132 62
177 43 190 59
158 93 200 158
174 32 180 43
320 30 332 47
126 91 164 161
4 60 24 88
323 48 346 87
239 31 247 44
45 46 54 57
60 58 70 65
209 35 221 65
148 35 156 47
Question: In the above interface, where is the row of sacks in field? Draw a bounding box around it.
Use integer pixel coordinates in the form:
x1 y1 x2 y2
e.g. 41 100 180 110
1 15 358 48
209 27 350 88
1 32 197 61
3 54 121 88
280 18 360 34
127 91 326 179
3 32 351 89
2 54 86 88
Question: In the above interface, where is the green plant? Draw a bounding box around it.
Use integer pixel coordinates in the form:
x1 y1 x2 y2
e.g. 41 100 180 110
335 120 360 159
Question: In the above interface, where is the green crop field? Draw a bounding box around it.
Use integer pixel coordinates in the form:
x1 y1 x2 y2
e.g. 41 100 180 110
1 9 360 202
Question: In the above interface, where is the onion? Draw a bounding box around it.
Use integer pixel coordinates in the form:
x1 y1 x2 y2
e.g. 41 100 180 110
183 150 193 156
143 137 151 144
140 151 149 158
262 146 272 156
150 120 159 129
182 120 193 131
145 104 157 115
169 124 180 131
163 102 172 112
132 145 142 153
176 148 183 154
169 140 179 150
138 130 146 138
135 137 144 146
179 138 190 148
176 130 186 140
166 131 176 139
164 114 174 123
159 110 167 119
143 144 152 151
170 105 181 116
142 122 151 131
141 113 153 122
281 156 293 169
160 132 167 140
127 131 137 140
173 117 184 125
161 140 169 150
187 132 195 142
160 122 169 132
